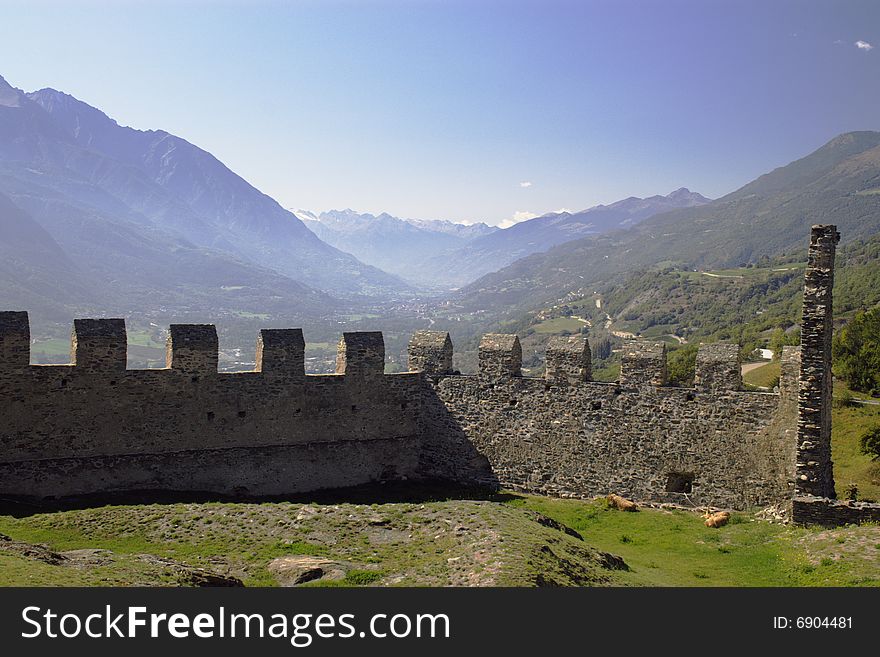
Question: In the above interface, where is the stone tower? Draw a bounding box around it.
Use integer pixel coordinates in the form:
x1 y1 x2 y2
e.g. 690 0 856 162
796 224 839 498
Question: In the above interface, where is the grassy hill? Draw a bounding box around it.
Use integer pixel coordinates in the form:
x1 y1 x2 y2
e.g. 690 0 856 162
4 372 878 587
2 491 877 587
492 231 880 379
453 131 880 327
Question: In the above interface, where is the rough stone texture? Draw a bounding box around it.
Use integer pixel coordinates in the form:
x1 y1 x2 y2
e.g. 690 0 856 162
478 334 521 381
408 331 453 375
545 335 591 383
694 343 740 392
0 311 29 369
268 556 350 586
619 341 667 388
425 368 797 509
256 329 305 380
166 324 218 374
779 346 801 402
792 496 880 527
336 332 384 376
0 318 796 508
0 327 436 499
0 228 848 518
796 224 839 498
71 318 127 372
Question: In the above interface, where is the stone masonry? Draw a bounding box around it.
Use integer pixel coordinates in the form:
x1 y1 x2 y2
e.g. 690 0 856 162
795 225 839 498
0 319 795 509
0 226 872 524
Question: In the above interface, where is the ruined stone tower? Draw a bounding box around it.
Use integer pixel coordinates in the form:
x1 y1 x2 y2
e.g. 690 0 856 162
795 224 839 498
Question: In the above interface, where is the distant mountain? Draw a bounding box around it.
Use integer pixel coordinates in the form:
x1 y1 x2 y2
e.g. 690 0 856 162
299 209 497 288
0 191 94 320
405 217 498 240
0 185 332 330
453 131 880 323
0 74 408 314
424 188 710 287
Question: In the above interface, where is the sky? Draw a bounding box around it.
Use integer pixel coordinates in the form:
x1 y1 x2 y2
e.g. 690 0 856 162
0 0 878 226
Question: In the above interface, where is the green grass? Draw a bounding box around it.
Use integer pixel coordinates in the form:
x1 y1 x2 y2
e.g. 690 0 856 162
30 338 70 358
0 503 329 586
832 391 880 501
532 316 588 334
592 362 620 382
234 311 271 320
504 496 877 586
1 494 877 587
743 361 781 388
126 330 165 349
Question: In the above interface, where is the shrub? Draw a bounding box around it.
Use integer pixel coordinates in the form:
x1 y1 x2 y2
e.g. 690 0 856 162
859 426 880 462
833 309 880 395
833 389 855 409
343 570 383 586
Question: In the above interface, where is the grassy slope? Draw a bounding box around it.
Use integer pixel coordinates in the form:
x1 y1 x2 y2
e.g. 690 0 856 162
744 361 781 388
0 498 626 588
509 497 879 586
832 381 880 501
1 493 878 587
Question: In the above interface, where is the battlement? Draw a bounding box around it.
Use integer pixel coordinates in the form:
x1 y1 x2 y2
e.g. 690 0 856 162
619 341 667 388
336 331 385 376
408 330 453 375
694 343 740 392
779 345 801 402
545 335 591 383
0 226 843 523
479 334 522 380
0 311 29 369
0 317 796 508
166 324 218 374
71 318 127 372
256 329 305 379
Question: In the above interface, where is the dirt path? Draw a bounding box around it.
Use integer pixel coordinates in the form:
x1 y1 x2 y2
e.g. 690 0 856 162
741 361 769 375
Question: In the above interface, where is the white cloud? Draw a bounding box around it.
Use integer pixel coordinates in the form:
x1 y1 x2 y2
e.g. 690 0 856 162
519 181 532 188
498 210 538 229
856 40 873 51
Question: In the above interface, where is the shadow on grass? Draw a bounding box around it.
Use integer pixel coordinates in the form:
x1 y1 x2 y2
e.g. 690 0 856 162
0 480 524 518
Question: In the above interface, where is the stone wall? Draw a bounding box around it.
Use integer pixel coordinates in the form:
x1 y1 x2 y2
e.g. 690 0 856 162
0 317 462 499
791 496 880 527
0 314 795 508
796 225 839 498
0 226 844 513
421 339 797 509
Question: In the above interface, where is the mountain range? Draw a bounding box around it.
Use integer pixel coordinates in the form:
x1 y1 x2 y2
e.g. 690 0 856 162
0 73 409 326
452 131 880 325
424 188 710 287
297 209 497 287
299 188 709 290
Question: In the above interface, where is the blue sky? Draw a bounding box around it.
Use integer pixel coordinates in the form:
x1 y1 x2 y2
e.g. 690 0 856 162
1 0 878 225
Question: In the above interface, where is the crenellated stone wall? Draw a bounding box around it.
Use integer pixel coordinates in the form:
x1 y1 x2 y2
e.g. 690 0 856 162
0 321 450 499
0 313 795 508
1 226 865 523
419 337 796 509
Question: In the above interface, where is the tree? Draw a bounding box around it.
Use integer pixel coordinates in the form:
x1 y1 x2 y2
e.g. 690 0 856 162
768 327 800 360
667 343 698 386
591 337 613 361
832 308 880 396
768 328 786 359
859 426 880 462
